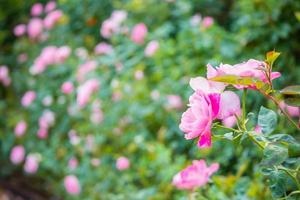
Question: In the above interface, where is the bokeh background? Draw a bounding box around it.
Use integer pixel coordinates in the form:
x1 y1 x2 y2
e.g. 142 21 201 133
0 0 300 199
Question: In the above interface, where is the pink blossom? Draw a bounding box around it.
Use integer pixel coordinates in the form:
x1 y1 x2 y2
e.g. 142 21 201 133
38 110 55 129
172 160 219 190
24 154 39 174
31 3 43 16
166 95 183 110
190 76 225 94
28 18 43 39
55 46 71 63
14 24 26 37
61 82 74 94
134 70 144 80
254 125 262 133
0 65 11 86
179 91 220 148
217 91 241 119
90 110 104 124
190 14 201 26
77 79 100 108
116 156 130 170
21 91 36 107
222 116 237 128
144 40 159 57
68 157 78 170
37 128 48 139
10 145 25 165
208 59 281 89
94 42 113 55
131 23 148 44
44 10 63 30
45 1 56 13
91 158 101 167
202 16 214 28
64 175 81 195
100 10 127 38
279 101 299 117
17 53 28 63
14 120 27 137
77 60 97 82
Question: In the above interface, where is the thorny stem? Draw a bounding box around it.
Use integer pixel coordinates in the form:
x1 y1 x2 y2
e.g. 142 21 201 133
258 89 300 130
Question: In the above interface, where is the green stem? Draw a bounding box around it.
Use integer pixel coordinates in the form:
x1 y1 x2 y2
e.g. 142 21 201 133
278 166 300 190
242 89 247 126
247 132 265 149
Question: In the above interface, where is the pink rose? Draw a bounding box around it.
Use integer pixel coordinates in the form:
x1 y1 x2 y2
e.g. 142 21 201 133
14 24 26 37
55 46 71 63
279 101 299 117
144 40 159 57
77 79 100 108
37 128 48 139
21 91 36 107
24 154 39 174
44 10 63 30
18 53 28 63
217 91 241 119
94 42 113 55
100 10 127 38
222 116 237 128
91 158 101 167
166 95 183 110
130 23 148 44
64 175 81 195
14 120 27 137
179 90 219 148
0 65 11 86
45 1 56 13
61 82 74 94
31 3 43 16
202 16 214 28
116 156 130 170
10 145 25 165
77 60 97 82
172 160 219 190
28 18 43 39
68 157 78 170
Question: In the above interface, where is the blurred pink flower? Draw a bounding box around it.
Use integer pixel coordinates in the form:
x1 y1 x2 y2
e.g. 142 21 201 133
179 91 220 148
10 145 25 165
44 10 63 30
166 95 183 110
68 130 81 145
14 24 26 37
134 70 144 80
14 120 27 137
222 116 237 128
39 110 55 129
24 154 39 174
17 53 28 63
45 1 56 13
279 101 299 117
37 128 48 139
31 3 43 16
91 158 101 167
68 157 78 170
64 175 81 195
94 42 113 55
172 160 219 190
28 18 43 39
21 91 36 107
61 82 74 94
254 125 262 133
90 110 104 124
217 91 241 119
144 40 159 57
0 65 11 86
77 79 100 108
131 23 148 44
207 59 281 90
190 14 201 26
77 60 97 82
116 156 130 170
202 16 214 28
55 46 71 63
100 10 127 38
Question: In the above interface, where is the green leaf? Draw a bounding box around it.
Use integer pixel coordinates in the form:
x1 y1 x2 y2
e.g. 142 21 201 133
261 143 288 167
288 143 300 158
268 170 288 198
266 51 280 66
258 106 277 135
295 12 300 22
209 75 266 89
280 85 300 107
223 132 234 140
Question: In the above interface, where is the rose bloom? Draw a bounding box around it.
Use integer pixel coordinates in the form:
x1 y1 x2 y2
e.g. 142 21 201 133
68 157 78 170
77 60 97 82
64 175 81 195
21 91 36 107
55 46 71 63
130 23 148 44
27 18 43 39
279 101 300 117
202 16 214 28
190 14 201 26
14 120 27 137
116 156 130 170
61 82 74 94
31 3 43 16
18 53 28 63
45 1 56 13
37 128 48 139
94 42 113 55
24 154 39 174
172 160 219 190
0 65 11 86
10 145 25 165
207 59 281 89
77 79 100 108
14 24 26 37
144 40 159 57
44 10 63 30
166 95 183 110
